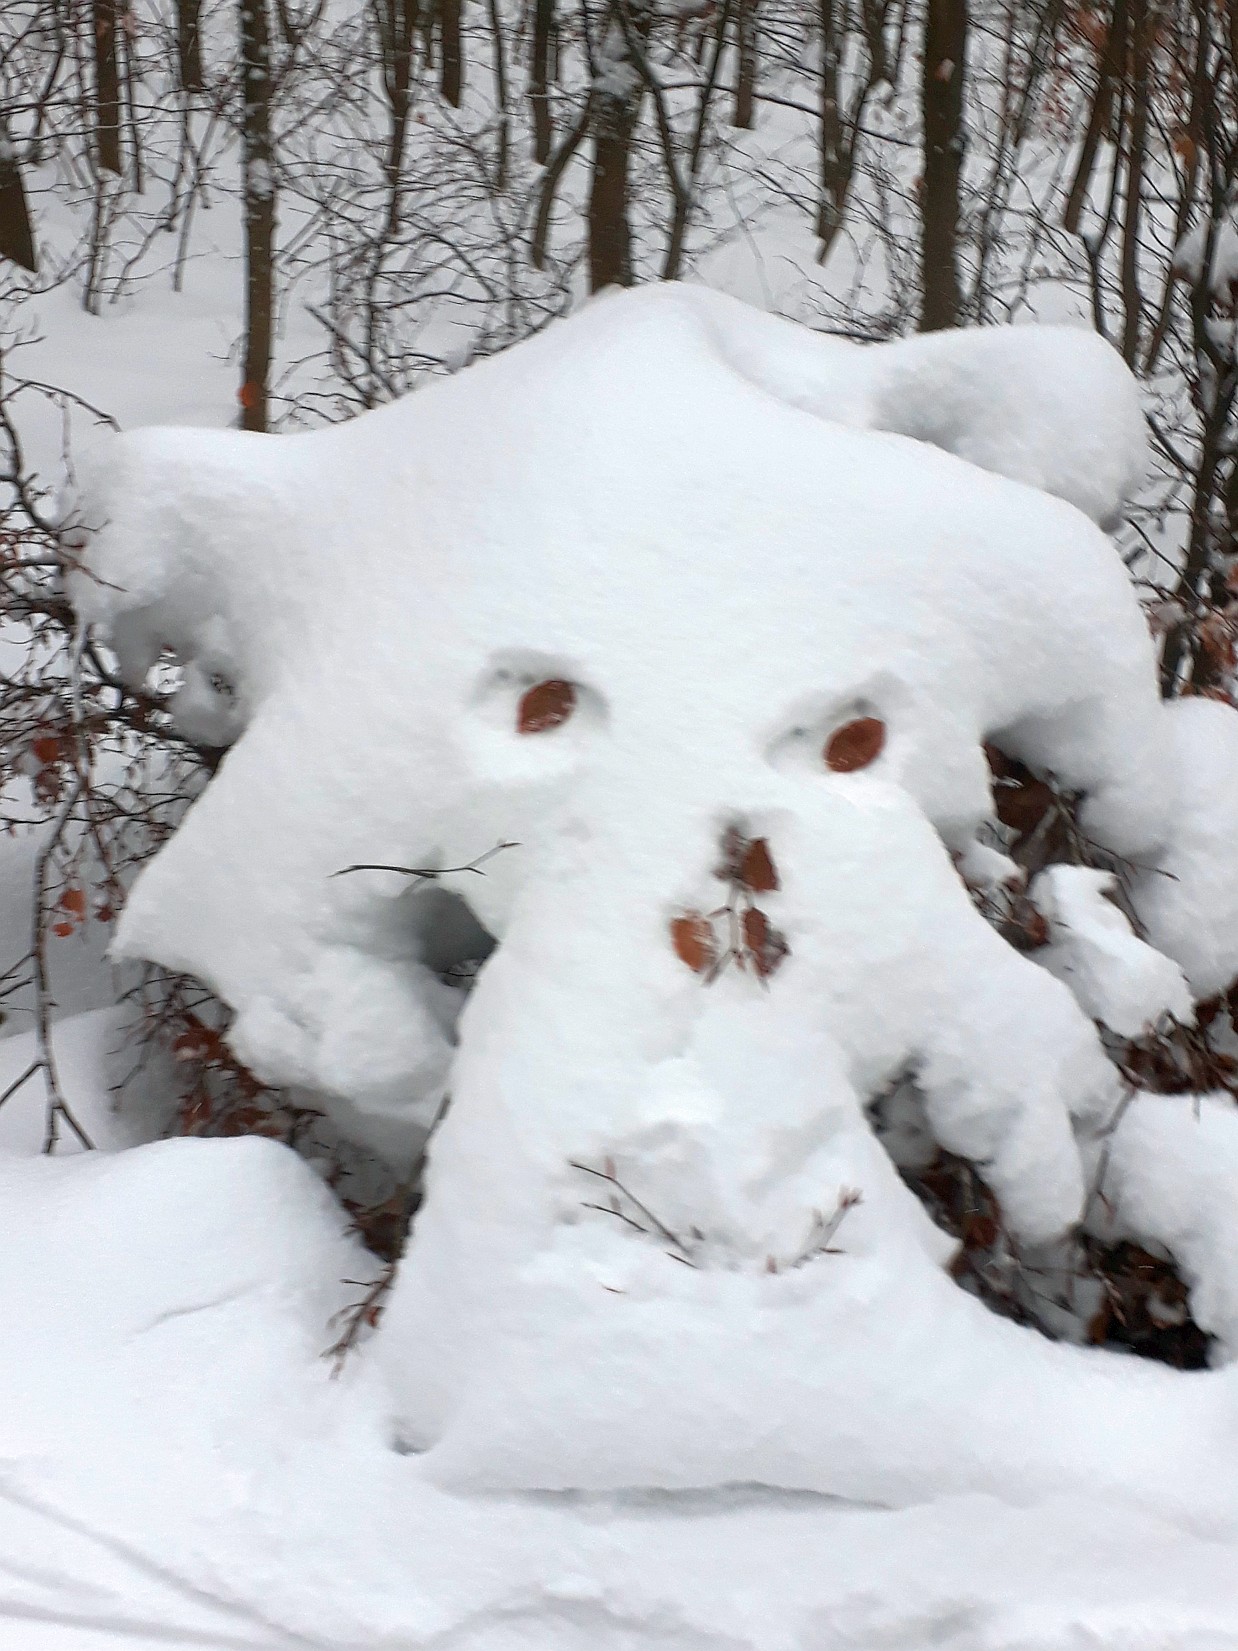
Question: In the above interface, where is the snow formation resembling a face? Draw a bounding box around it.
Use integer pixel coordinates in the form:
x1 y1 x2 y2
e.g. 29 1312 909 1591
71 286 1238 1510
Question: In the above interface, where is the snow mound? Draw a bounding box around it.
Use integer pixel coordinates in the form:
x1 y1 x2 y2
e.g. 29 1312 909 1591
689 287 1149 529
69 281 1177 1124
1033 864 1193 1037
1092 1090 1238 1362
0 1125 1233 1648
64 283 1238 1501
0 1131 361 1480
1133 696 1238 998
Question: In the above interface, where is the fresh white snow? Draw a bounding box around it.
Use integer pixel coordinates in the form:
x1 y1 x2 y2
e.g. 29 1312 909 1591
3 283 1237 1645
0 1101 1237 1650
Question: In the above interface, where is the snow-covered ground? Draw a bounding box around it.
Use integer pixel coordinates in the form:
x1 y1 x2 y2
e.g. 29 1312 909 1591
5 262 1238 1646
1 1034 1237 1651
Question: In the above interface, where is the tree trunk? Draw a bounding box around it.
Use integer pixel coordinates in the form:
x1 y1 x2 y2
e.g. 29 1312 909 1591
1063 0 1129 235
240 0 275 432
1119 0 1149 365
93 0 122 175
439 0 463 106
177 0 204 92
586 1 652 291
734 0 758 128
487 0 509 190
816 0 842 246
531 0 554 163
375 0 418 214
919 0 966 331
0 127 37 272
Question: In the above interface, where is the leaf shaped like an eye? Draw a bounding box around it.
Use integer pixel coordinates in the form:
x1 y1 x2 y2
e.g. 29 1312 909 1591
517 678 576 734
824 716 886 773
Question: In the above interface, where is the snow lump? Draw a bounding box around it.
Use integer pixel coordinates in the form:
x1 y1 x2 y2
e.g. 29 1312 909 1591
68 283 1238 1511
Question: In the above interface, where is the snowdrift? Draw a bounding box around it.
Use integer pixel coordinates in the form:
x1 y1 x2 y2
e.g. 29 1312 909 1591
65 284 1238 1512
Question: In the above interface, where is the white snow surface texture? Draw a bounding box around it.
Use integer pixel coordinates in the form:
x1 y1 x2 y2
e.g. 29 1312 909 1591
68 284 1238 1507
0 1078 1235 1651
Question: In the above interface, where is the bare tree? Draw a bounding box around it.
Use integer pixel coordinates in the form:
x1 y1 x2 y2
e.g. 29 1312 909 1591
93 0 122 175
586 0 652 290
919 0 966 331
240 0 276 431
733 0 758 129
530 0 555 161
0 122 37 272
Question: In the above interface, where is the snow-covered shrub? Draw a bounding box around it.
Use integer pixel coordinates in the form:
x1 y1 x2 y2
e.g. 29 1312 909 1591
0 340 381 1184
59 285 1238 1507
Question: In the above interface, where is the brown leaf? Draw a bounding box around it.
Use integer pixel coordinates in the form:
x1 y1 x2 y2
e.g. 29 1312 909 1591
59 885 87 919
985 745 1054 835
670 911 718 975
741 906 790 978
737 836 779 893
824 716 886 773
963 1212 999 1250
517 678 576 734
995 778 1054 835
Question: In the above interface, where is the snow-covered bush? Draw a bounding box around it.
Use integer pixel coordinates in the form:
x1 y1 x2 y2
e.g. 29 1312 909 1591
63 285 1238 1506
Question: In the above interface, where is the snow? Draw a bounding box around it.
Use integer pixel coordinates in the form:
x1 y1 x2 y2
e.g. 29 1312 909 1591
1133 696 1238 999
4 10 1238 1638
69 281 1173 1138
1033 864 1194 1038
1173 215 1238 298
0 1111 1237 1649
1093 1090 1238 1362
53 281 1238 1532
692 289 1150 529
0 1007 140 1155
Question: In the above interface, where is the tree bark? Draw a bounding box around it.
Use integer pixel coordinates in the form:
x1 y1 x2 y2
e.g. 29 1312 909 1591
531 0 555 162
0 127 37 272
240 0 275 432
176 0 204 93
93 0 122 175
733 0 758 129
586 1 652 291
1063 0 1129 235
439 0 463 106
919 0 966 331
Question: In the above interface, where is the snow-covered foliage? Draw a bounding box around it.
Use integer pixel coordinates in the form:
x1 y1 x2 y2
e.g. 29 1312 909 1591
62 285 1238 1508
